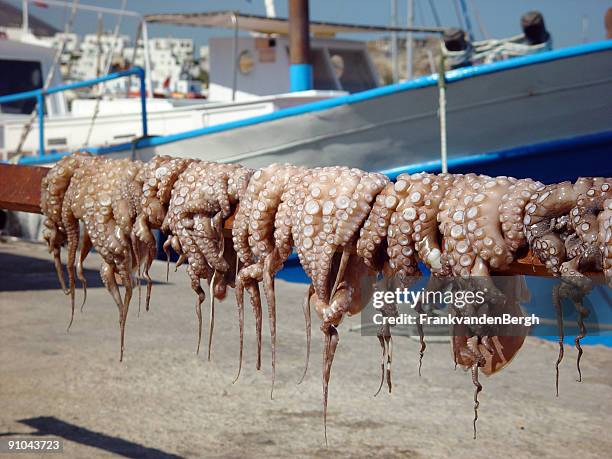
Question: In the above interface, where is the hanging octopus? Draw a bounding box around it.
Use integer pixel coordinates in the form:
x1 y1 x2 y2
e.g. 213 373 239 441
135 156 193 281
436 174 541 437
164 160 252 359
40 152 94 302
131 155 192 310
279 166 387 443
232 163 307 390
39 153 612 443
62 157 146 360
357 172 434 392
524 177 612 394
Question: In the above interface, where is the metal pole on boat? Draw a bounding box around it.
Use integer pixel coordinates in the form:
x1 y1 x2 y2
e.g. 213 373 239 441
137 67 148 138
141 20 153 98
264 0 277 18
288 0 313 91
36 93 45 157
22 0 29 35
231 12 239 101
390 0 398 82
406 0 414 80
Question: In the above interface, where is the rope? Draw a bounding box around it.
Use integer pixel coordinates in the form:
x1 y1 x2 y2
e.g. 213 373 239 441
442 33 552 68
126 21 143 98
468 0 489 39
437 46 447 174
82 0 128 148
452 0 465 31
427 0 441 27
95 13 103 78
15 0 80 154
458 0 474 41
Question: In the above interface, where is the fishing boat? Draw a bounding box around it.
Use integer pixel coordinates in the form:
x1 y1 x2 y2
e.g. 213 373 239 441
2 4 438 160
9 10 608 185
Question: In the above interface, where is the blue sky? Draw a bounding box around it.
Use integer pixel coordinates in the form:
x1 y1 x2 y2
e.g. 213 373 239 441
10 0 612 53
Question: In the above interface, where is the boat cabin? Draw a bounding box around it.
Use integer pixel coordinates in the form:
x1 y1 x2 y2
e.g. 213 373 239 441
0 39 66 116
208 35 379 101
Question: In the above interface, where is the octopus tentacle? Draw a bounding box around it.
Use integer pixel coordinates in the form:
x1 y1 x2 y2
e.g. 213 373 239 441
552 283 565 396
373 331 387 397
498 178 543 252
357 176 408 271
41 153 92 293
322 324 339 447
601 198 612 286
99 261 125 360
247 281 263 371
573 298 588 382
385 179 424 283
234 164 305 387
208 270 216 361
414 173 456 273
77 231 92 312
297 284 313 385
62 203 79 330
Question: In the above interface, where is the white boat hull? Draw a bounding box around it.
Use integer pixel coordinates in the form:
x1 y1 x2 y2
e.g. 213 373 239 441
131 43 612 172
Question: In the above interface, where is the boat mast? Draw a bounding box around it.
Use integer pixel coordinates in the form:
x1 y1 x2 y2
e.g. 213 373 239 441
406 0 414 80
390 0 398 82
288 0 312 91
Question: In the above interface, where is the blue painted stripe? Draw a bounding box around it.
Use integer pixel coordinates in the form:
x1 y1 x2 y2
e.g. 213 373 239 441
18 39 611 163
290 64 314 92
0 67 145 103
379 130 612 179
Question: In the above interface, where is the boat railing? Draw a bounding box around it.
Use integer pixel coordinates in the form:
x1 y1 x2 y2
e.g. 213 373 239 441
0 66 148 158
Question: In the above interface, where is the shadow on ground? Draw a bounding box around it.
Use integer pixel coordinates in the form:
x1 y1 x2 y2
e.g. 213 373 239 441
0 416 182 459
0 252 161 292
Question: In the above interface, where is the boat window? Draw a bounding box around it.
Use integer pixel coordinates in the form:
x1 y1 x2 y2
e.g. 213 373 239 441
239 50 255 75
327 48 376 93
312 48 338 90
0 59 43 115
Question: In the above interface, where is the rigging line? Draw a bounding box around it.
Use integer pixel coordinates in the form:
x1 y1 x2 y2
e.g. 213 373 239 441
416 0 426 29
15 0 81 155
83 0 128 148
458 0 475 41
452 0 465 31
468 0 489 39
95 13 103 78
126 21 143 98
427 0 441 27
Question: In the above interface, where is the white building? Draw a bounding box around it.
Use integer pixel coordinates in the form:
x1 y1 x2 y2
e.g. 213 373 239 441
5 24 203 96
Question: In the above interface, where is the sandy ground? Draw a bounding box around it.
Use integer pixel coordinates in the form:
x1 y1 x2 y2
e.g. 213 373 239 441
0 239 611 459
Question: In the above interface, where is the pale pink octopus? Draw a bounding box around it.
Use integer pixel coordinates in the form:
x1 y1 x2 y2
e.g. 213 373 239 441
232 163 306 389
165 160 252 358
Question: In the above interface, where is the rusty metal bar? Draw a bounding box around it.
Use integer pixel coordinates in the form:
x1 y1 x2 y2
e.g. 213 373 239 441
0 163 576 277
0 164 48 214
